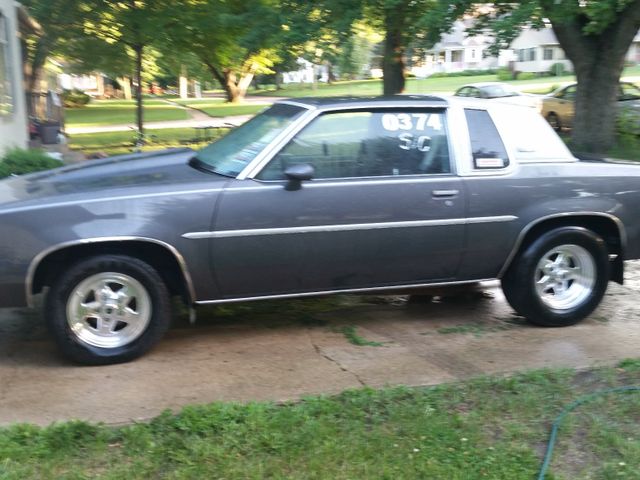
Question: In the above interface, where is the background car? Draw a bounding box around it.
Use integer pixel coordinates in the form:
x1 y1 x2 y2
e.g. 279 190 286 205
541 82 640 131
453 82 541 109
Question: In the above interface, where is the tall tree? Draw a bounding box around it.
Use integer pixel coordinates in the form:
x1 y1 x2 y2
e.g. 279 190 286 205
467 0 640 153
19 0 101 109
320 0 466 95
163 0 283 103
80 1 169 134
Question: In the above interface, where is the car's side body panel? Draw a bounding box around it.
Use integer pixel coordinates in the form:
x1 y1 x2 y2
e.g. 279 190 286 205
207 176 468 298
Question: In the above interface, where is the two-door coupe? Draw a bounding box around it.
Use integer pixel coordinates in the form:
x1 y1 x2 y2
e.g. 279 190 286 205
1 95 639 364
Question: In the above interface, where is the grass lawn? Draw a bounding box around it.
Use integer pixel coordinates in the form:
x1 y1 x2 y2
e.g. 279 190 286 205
253 65 640 98
68 127 229 156
0 361 638 479
174 98 268 117
252 74 571 97
65 100 189 127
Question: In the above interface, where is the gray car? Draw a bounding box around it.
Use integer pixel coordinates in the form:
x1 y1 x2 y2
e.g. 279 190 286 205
541 81 640 131
1 95 639 364
454 82 541 109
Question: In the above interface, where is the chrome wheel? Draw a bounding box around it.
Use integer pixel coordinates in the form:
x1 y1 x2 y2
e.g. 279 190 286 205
66 272 152 349
534 244 596 311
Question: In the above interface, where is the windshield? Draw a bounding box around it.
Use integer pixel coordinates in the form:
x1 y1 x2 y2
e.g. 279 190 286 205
194 103 306 177
483 84 520 98
619 83 640 101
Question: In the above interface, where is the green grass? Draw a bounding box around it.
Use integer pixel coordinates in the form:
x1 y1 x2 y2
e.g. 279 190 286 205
253 74 572 98
174 98 268 117
0 362 639 479
68 127 229 156
65 100 189 127
339 325 384 346
254 65 640 98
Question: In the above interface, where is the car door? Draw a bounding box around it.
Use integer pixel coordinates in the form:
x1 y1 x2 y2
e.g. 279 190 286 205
556 85 577 127
210 108 466 299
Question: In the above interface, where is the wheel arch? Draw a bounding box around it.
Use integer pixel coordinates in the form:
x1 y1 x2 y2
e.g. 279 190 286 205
27 237 196 308
499 213 626 283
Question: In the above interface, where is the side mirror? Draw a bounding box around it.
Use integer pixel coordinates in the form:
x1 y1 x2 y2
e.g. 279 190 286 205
284 163 314 190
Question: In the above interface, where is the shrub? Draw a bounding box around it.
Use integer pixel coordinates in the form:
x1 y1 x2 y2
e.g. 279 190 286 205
62 89 91 108
496 68 514 81
0 148 62 179
517 72 538 80
616 107 640 143
548 62 567 77
428 68 497 79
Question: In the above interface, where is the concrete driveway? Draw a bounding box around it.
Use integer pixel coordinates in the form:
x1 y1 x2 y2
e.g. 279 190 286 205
1 264 639 427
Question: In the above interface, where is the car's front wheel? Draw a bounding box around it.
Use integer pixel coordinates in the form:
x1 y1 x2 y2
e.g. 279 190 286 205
546 112 562 132
501 227 609 327
46 255 171 365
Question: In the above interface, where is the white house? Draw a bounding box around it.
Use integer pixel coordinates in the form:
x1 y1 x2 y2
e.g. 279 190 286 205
0 0 30 152
282 58 329 84
419 20 499 76
509 27 640 74
509 27 572 74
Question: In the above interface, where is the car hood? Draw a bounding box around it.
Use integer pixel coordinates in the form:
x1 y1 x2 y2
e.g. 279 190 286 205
0 148 228 212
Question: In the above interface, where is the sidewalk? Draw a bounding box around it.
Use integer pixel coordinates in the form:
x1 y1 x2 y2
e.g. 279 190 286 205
1 268 639 425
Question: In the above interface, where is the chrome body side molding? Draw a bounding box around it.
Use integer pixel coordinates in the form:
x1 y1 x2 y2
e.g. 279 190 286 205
182 215 518 240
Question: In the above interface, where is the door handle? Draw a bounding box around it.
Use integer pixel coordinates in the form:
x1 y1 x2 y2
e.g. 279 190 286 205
432 189 459 198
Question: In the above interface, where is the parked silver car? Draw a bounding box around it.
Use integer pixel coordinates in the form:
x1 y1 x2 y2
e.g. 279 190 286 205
454 82 541 109
541 82 640 131
1 95 639 364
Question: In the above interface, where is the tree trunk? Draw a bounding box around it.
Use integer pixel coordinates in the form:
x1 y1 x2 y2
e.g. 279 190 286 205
382 10 406 95
571 62 624 153
25 37 50 116
134 44 144 135
118 77 132 100
222 71 242 103
179 65 189 99
549 1 640 152
274 70 282 90
326 61 336 84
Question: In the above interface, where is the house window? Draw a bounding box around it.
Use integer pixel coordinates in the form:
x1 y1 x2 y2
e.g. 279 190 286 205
543 48 554 60
0 11 13 117
527 48 536 61
517 49 525 62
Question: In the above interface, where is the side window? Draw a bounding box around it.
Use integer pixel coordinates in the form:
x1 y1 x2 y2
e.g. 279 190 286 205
0 11 13 117
563 85 577 101
464 109 509 169
257 110 451 180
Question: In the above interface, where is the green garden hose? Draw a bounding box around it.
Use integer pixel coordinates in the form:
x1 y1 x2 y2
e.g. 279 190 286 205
538 386 640 480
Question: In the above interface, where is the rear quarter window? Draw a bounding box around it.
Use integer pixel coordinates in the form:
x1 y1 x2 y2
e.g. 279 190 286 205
464 109 509 169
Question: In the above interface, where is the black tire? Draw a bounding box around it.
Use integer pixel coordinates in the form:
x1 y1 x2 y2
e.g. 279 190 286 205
501 227 609 327
45 255 171 365
547 112 562 132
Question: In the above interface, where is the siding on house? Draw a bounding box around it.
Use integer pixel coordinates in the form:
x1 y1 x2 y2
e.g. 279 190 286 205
510 27 640 74
0 0 28 153
420 20 499 76
509 28 573 74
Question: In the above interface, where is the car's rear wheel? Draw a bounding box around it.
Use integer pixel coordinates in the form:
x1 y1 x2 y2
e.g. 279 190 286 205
501 227 609 327
546 112 562 132
46 255 171 365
